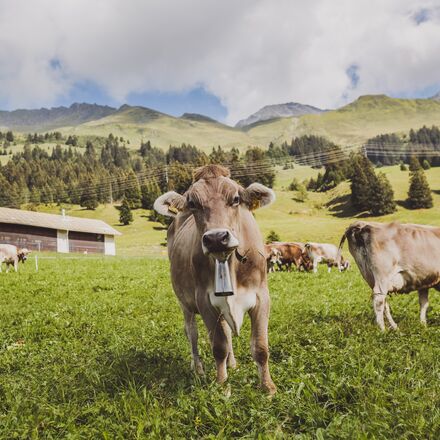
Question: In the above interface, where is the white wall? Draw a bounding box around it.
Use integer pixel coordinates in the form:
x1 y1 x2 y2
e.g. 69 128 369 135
57 230 69 253
104 235 116 256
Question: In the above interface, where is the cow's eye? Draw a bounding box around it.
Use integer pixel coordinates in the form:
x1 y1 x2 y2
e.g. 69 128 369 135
187 200 196 210
232 195 240 206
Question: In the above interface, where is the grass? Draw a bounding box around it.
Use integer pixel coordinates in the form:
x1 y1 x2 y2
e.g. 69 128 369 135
1 257 440 438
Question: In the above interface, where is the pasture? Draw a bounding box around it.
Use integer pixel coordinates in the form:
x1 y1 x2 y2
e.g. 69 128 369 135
1 257 440 438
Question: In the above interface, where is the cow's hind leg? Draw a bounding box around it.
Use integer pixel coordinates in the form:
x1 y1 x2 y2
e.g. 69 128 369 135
373 292 387 331
418 288 429 326
183 309 204 375
384 299 398 330
249 290 276 395
223 321 237 369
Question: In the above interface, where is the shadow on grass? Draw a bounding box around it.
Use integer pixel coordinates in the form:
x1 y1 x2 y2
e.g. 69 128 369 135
326 194 360 218
101 348 196 395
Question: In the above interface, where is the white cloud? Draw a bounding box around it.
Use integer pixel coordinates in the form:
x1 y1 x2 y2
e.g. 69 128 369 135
0 0 439 123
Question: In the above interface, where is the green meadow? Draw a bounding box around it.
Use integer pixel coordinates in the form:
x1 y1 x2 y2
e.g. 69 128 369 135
1 258 440 438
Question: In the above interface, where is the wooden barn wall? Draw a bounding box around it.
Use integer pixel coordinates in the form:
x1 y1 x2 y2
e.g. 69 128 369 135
69 231 105 254
0 223 57 251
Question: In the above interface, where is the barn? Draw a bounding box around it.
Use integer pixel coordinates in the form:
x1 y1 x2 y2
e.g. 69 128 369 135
0 207 121 255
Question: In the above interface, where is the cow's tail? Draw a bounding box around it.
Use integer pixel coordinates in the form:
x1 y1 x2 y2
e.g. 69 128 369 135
337 228 349 269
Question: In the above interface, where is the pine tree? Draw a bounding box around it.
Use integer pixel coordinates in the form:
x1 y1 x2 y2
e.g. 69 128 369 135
407 168 433 209
369 172 396 215
409 156 421 172
124 170 141 208
141 181 161 210
119 198 133 225
350 156 372 211
80 178 98 210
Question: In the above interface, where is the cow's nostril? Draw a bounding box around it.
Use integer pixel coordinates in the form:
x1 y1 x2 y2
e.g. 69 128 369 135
220 231 229 244
202 234 211 246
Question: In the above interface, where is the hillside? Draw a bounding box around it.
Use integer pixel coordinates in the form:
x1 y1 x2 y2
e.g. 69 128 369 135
236 102 324 128
59 105 254 151
2 95 440 150
248 95 440 146
0 103 116 132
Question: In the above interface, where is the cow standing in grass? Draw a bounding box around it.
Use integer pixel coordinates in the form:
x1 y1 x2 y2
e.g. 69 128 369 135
339 221 440 330
0 244 30 273
305 242 349 273
154 165 276 394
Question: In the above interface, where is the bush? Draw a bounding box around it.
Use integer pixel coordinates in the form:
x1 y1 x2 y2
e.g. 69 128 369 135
119 198 133 225
400 163 407 171
422 159 431 170
266 230 280 243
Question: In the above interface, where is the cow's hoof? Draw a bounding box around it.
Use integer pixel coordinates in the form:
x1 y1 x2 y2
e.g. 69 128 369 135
227 353 237 369
191 360 205 376
262 381 277 396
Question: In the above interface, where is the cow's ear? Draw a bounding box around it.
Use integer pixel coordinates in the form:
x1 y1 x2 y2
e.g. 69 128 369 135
153 191 186 217
242 183 275 210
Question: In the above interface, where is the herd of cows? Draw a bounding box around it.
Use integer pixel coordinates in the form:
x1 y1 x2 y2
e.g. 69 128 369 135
264 241 350 273
1 164 439 395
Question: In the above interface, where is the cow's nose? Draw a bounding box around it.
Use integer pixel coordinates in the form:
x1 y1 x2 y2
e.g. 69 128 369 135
202 230 230 248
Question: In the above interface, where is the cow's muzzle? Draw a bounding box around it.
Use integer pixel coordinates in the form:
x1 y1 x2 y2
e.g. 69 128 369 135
202 228 239 260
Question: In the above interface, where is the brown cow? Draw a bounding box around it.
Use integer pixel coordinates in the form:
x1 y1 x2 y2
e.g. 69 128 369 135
0 245 30 273
154 165 276 394
268 242 312 272
339 221 440 331
264 245 282 272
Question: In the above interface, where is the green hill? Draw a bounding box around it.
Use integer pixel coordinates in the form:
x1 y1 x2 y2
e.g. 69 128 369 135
248 95 440 146
60 105 254 151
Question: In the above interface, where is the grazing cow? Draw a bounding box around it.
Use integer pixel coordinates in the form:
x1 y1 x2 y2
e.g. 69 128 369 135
154 164 276 394
304 242 349 273
264 245 282 272
269 242 312 272
0 245 30 273
339 221 440 331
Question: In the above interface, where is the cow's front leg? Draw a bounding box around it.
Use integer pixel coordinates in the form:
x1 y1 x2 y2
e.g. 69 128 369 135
182 308 204 375
249 290 276 395
313 259 318 273
202 312 229 384
373 292 387 331
418 289 429 325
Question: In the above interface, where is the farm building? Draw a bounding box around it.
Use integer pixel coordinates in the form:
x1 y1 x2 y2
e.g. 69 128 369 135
0 207 121 255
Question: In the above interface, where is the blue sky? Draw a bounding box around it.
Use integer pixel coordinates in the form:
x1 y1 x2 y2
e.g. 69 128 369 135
0 0 439 124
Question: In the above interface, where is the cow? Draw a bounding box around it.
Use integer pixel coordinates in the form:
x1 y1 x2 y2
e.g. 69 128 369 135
0 245 30 273
153 164 276 394
339 221 440 331
268 242 312 272
264 245 282 273
304 242 349 273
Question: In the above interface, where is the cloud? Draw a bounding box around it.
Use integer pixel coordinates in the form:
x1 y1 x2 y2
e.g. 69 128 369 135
0 0 439 123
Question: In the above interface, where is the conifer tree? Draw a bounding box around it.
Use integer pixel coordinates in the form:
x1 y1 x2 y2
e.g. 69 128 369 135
407 167 433 209
369 172 396 215
119 198 133 225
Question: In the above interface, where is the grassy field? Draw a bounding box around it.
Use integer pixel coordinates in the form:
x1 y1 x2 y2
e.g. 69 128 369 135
1 257 440 438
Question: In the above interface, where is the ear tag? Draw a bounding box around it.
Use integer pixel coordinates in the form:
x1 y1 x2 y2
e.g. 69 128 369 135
214 259 234 297
168 205 179 214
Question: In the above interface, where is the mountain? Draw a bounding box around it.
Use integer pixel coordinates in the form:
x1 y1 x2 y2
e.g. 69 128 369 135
236 102 324 128
63 105 251 151
0 103 117 132
247 94 440 146
180 113 218 123
430 92 440 101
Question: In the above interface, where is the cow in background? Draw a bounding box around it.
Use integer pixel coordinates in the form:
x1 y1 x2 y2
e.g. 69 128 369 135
268 242 312 272
305 242 349 273
339 221 440 330
0 244 30 273
264 245 282 272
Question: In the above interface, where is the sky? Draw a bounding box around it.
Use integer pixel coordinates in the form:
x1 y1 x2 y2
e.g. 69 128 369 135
0 0 439 125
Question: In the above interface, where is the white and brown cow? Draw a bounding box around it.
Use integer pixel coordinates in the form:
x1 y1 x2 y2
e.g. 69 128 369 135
339 221 440 331
0 244 30 273
154 164 276 394
264 245 282 273
305 242 349 273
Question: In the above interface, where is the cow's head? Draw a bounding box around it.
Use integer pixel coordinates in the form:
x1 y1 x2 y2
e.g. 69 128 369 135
154 165 275 259
18 248 30 263
300 251 313 272
267 247 282 266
